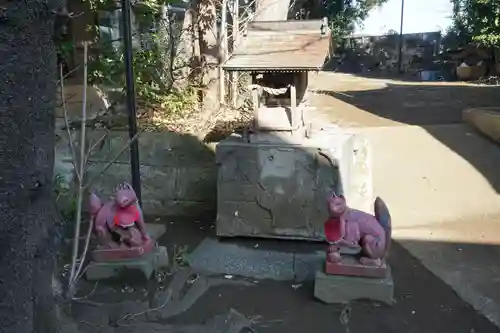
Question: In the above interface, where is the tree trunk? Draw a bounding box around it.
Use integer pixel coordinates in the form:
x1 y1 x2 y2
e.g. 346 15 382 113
0 1 62 332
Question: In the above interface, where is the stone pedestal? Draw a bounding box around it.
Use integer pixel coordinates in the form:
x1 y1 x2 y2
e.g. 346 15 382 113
86 223 169 280
91 224 166 262
92 239 155 262
314 267 394 305
86 246 169 280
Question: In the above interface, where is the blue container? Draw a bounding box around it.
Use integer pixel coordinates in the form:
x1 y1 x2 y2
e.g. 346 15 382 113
420 70 441 81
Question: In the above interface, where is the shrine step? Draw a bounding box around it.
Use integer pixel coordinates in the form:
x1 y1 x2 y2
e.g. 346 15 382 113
255 106 300 131
314 268 394 305
85 246 169 281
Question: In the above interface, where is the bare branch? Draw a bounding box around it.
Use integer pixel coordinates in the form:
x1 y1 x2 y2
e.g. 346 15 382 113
84 130 110 166
82 131 142 193
74 217 94 284
68 41 89 289
116 289 172 325
56 64 82 85
59 64 81 182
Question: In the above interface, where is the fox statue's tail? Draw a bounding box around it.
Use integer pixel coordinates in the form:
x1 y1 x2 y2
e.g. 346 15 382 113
89 192 103 218
374 197 392 254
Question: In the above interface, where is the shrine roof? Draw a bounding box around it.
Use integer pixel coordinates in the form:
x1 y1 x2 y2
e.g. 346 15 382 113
222 19 332 71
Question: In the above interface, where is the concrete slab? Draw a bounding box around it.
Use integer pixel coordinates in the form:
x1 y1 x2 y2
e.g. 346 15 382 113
293 251 324 281
146 223 167 241
86 245 169 280
314 268 394 305
188 238 338 282
188 238 295 280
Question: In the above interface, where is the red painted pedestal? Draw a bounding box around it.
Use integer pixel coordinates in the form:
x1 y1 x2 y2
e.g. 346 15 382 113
91 239 154 262
325 255 388 279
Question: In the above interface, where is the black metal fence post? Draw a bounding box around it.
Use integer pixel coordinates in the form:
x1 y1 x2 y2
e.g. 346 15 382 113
121 0 142 205
397 0 405 74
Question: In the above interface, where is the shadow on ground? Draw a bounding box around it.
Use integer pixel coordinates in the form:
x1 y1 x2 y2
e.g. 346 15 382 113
72 214 500 333
167 233 500 333
315 82 500 193
68 118 500 332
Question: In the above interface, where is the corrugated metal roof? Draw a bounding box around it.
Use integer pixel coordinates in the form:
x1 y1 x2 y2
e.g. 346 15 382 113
223 20 331 71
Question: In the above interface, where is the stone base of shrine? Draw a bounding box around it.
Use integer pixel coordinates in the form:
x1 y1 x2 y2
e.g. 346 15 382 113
314 268 394 305
216 129 374 240
85 246 169 281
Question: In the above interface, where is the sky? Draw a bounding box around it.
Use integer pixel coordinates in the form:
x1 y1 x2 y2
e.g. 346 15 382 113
355 0 454 35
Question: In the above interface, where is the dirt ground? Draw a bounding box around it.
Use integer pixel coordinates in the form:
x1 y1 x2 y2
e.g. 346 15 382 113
72 216 500 333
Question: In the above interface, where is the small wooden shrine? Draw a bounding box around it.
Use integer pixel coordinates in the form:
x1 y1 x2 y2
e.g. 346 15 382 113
222 19 332 140
215 19 370 242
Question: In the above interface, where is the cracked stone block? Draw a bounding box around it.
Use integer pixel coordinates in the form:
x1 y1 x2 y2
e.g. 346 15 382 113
215 130 371 240
314 268 394 305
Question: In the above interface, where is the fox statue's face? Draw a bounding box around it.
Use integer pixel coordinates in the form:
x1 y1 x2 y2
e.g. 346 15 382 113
327 195 347 217
114 183 138 208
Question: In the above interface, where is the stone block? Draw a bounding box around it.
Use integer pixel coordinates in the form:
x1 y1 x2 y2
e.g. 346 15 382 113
85 130 215 167
86 162 176 203
215 137 338 240
314 268 394 305
174 166 217 201
84 160 216 217
188 238 295 281
86 246 169 281
144 200 216 218
325 255 388 278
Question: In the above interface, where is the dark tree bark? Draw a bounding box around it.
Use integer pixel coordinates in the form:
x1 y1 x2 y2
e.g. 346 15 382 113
0 1 63 332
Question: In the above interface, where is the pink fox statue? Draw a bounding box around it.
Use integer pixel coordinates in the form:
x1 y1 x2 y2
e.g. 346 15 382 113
89 182 151 250
324 191 391 267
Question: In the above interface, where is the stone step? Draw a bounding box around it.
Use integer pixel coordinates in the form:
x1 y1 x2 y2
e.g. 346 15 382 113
255 106 302 131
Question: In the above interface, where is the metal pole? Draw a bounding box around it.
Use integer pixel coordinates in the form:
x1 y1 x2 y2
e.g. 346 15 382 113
220 0 228 106
121 0 142 205
397 0 405 73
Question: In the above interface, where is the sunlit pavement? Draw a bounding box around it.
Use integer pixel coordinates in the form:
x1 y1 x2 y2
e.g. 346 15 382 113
305 71 500 326
355 120 500 327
